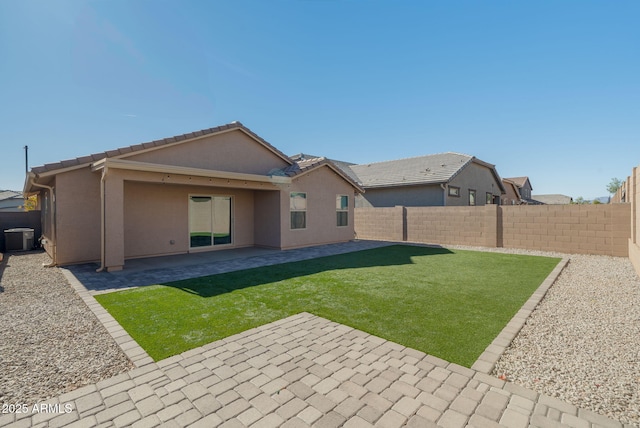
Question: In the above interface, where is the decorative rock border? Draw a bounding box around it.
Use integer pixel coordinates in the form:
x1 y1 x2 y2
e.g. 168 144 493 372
60 269 155 368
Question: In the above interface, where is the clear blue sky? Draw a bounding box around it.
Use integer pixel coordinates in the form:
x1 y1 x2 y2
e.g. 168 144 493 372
1 1 638 199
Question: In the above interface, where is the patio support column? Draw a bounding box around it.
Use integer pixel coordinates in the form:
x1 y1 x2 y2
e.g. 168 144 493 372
103 174 125 272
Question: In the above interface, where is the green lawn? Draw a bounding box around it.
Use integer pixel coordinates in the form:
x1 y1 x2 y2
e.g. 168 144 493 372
95 245 560 367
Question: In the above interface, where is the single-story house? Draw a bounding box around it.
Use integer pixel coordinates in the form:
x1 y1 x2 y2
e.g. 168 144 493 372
316 152 506 208
0 190 26 212
532 194 574 205
24 122 363 271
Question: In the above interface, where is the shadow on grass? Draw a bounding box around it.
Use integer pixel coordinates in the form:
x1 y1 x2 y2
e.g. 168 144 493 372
164 245 453 298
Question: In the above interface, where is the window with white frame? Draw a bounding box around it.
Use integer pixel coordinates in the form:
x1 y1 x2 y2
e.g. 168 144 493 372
336 195 348 227
469 189 476 206
290 192 307 229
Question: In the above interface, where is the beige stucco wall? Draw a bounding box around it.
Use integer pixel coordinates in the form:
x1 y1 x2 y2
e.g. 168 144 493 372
126 130 290 175
54 168 102 265
279 167 356 249
254 190 281 248
123 181 256 259
501 182 520 205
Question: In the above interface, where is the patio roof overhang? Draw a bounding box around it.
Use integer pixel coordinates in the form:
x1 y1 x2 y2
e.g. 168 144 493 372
90 158 292 190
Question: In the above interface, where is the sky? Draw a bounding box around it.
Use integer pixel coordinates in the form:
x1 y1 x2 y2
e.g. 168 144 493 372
1 1 638 200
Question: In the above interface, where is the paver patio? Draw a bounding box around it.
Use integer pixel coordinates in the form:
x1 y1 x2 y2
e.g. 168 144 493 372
0 241 627 428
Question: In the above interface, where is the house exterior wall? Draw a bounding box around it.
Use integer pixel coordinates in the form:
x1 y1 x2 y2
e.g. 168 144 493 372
447 163 501 206
126 130 290 175
280 167 356 249
122 181 256 259
53 168 102 265
502 182 520 205
355 185 443 208
254 190 281 248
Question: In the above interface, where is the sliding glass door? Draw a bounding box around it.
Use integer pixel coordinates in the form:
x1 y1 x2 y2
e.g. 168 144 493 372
189 196 232 248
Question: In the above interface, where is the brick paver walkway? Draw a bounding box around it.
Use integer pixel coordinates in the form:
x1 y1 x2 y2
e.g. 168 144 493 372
0 242 627 428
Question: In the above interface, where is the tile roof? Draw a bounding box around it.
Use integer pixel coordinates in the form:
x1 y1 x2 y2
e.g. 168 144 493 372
349 152 475 188
30 122 292 175
504 176 530 188
0 190 23 201
531 194 574 205
279 157 364 192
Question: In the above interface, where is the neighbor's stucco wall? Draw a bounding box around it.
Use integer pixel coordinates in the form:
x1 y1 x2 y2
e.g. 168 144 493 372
54 168 102 265
279 166 356 249
356 185 444 208
447 162 501 206
502 182 521 205
126 129 290 175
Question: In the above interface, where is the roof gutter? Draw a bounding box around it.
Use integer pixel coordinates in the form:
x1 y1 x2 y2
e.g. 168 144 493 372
25 173 57 267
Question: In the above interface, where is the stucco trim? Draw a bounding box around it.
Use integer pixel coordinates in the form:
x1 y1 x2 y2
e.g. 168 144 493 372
90 158 292 185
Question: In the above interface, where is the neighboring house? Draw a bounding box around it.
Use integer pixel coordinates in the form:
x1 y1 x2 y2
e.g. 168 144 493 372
0 190 25 212
532 194 574 205
503 176 540 205
24 122 363 271
501 179 523 205
325 152 505 208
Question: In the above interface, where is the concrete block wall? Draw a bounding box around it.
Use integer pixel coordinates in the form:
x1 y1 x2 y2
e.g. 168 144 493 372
354 206 404 242
501 204 630 257
405 206 496 247
355 204 631 257
629 167 639 275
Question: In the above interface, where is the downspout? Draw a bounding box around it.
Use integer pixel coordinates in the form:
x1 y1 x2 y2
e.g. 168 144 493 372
440 183 447 206
96 168 107 272
30 180 57 267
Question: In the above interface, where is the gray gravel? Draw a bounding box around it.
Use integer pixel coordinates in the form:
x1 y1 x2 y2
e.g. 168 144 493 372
0 251 133 405
493 253 640 427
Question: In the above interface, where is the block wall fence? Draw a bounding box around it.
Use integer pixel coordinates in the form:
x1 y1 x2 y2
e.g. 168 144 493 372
612 164 639 276
354 203 631 257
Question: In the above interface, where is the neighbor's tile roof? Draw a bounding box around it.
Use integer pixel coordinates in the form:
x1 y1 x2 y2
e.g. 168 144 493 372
0 190 23 201
31 122 292 175
531 194 574 205
349 152 475 188
504 176 530 188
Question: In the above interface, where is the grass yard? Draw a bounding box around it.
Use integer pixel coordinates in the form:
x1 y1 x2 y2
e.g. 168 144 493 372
95 245 560 367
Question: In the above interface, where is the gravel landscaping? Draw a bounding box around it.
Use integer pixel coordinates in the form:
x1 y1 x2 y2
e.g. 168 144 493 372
0 251 133 405
493 253 640 427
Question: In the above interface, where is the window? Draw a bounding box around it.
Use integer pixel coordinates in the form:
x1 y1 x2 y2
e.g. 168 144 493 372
469 189 476 206
290 192 307 229
486 192 493 204
336 195 348 227
448 186 460 197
